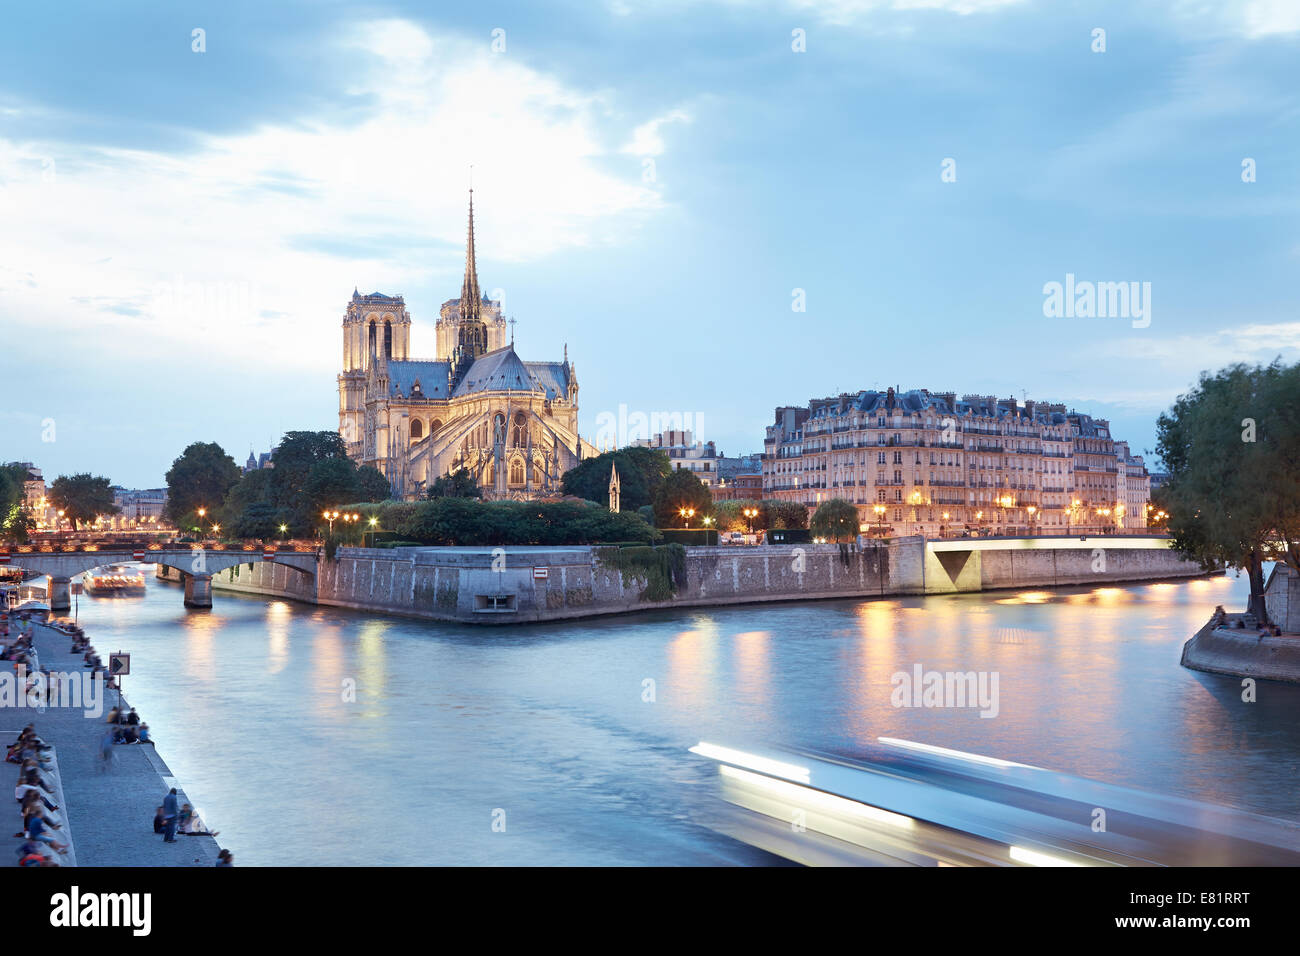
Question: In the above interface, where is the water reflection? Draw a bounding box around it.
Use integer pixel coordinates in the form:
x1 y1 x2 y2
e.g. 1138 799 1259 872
90 570 1300 865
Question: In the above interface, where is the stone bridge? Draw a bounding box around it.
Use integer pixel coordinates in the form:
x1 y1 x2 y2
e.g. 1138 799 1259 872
0 543 320 609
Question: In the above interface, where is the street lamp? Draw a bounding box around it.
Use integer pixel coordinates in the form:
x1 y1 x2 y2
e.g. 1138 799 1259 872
1026 505 1036 535
873 503 887 537
323 510 340 535
678 507 695 529
279 523 288 542
743 507 759 534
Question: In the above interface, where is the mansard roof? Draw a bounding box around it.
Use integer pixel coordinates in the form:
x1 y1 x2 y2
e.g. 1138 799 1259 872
803 388 1075 426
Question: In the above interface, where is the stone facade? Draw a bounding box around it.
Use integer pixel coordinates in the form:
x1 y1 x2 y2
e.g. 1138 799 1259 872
763 388 1151 537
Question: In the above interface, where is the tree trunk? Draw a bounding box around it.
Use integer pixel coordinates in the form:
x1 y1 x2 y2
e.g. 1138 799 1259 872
1247 548 1270 624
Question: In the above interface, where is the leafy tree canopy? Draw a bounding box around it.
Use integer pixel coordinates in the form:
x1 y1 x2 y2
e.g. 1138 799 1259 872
428 467 482 499
652 468 713 529
164 442 241 526
1156 359 1300 622
49 474 119 531
811 498 860 542
562 447 671 511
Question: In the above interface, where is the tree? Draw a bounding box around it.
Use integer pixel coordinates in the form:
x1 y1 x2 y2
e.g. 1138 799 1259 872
764 500 808 530
0 464 34 543
561 447 671 510
811 498 860 542
269 431 352 532
1156 360 1300 623
303 457 362 524
428 468 482 499
49 474 119 531
230 501 282 541
357 465 391 502
271 430 349 508
652 468 713 528
165 442 241 527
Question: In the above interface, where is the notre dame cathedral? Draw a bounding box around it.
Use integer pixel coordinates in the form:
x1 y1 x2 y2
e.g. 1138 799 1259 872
337 192 596 499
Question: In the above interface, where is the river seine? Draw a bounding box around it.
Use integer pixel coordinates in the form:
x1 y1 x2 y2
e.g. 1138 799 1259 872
72 568 1300 865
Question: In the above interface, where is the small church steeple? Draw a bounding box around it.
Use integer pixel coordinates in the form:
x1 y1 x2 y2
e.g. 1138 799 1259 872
608 462 621 513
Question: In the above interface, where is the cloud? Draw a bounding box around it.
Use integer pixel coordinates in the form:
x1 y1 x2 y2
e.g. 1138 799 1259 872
621 109 692 156
0 18 671 374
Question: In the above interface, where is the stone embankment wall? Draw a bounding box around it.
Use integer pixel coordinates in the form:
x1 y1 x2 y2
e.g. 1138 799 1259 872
1181 614 1300 684
158 536 1210 624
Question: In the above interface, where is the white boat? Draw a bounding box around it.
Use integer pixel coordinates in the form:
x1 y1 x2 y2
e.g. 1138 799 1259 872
83 564 147 595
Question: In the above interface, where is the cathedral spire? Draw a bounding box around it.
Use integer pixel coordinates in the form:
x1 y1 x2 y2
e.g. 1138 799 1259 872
460 189 481 323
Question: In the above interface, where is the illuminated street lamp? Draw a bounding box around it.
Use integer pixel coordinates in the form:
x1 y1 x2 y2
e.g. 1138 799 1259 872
872 503 887 537
678 507 695 529
1026 504 1037 535
743 507 759 534
323 510 340 535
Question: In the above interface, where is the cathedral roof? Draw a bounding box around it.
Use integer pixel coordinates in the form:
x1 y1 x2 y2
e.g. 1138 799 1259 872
385 360 451 399
451 346 569 399
522 361 571 401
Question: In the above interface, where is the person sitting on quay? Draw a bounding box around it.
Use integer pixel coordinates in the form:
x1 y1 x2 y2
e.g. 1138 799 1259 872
15 839 59 867
15 772 59 813
215 849 233 867
19 803 68 855
19 791 62 832
153 805 166 834
137 723 152 744
178 803 219 838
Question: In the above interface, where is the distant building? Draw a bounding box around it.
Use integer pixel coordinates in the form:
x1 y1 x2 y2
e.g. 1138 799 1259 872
763 387 1150 537
632 429 720 487
244 449 275 473
4 462 51 526
713 473 763 502
108 488 169 530
717 453 762 481
1149 472 1170 491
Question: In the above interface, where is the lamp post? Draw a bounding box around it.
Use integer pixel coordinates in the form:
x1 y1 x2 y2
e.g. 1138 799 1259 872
743 507 758 535
678 507 695 529
1026 505 1036 536
873 503 887 537
323 510 340 536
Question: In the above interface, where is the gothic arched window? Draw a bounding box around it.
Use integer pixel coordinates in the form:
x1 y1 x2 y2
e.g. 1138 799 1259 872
509 458 524 485
368 319 377 360
384 319 393 360
410 419 423 441
512 412 527 448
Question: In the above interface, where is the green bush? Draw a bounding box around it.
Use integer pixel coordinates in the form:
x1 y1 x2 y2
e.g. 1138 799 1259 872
335 497 659 547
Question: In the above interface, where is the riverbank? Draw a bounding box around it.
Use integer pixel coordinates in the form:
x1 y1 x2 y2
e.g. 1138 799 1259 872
12 622 223 865
159 536 1212 625
1181 613 1300 684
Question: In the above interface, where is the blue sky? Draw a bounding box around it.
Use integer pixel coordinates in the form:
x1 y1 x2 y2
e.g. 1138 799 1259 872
2 0 1297 487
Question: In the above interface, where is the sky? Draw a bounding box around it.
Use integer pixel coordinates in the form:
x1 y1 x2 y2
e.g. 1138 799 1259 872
1 0 1297 487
